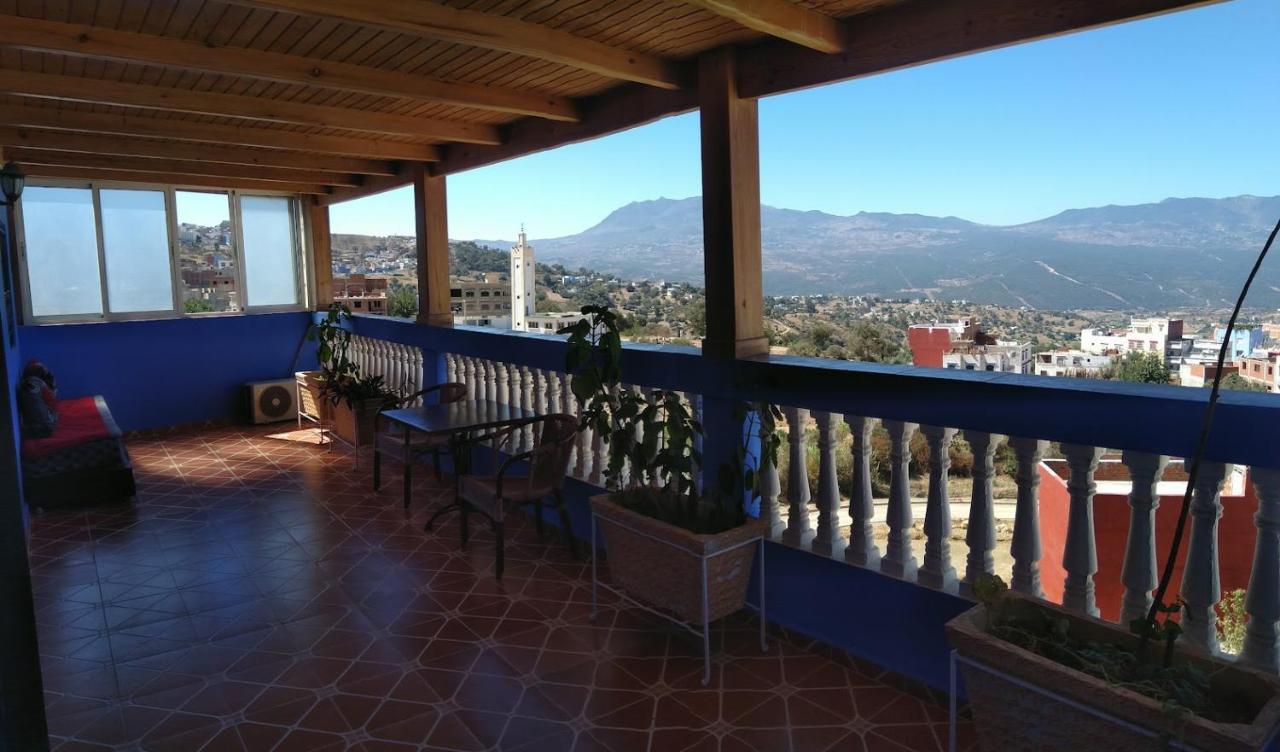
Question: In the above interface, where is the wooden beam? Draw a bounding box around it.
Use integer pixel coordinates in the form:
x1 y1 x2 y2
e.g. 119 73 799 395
309 200 334 307
4 104 440 162
227 0 686 90
698 49 765 360
17 163 330 194
6 148 360 186
0 70 502 144
439 84 697 176
0 16 578 122
684 0 845 53
735 0 1222 97
413 166 452 326
0 127 395 176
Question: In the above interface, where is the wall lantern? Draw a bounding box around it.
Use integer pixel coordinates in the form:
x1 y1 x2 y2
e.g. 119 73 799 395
0 162 25 205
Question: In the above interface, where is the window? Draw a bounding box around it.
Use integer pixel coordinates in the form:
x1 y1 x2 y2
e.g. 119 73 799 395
240 195 300 308
19 181 309 323
22 186 102 318
176 191 237 314
100 189 173 314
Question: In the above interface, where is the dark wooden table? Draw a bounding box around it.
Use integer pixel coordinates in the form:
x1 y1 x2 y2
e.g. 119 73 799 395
377 399 535 538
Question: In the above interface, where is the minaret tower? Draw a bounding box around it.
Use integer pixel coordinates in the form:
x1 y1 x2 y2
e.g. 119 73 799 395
510 226 536 331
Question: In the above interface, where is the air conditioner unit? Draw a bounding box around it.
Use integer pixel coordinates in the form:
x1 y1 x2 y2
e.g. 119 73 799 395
247 378 298 424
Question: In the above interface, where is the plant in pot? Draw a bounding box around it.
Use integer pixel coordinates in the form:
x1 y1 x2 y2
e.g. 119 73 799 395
307 303 399 446
560 306 782 676
947 220 1280 752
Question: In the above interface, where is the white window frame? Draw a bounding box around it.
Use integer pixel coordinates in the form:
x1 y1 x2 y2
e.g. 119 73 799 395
17 178 311 325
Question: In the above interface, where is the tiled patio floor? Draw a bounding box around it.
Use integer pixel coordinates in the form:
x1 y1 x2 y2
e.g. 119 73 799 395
26 425 972 752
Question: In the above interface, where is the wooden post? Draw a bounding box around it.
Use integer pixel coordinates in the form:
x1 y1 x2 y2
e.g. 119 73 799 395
308 199 333 308
698 47 766 360
413 164 452 327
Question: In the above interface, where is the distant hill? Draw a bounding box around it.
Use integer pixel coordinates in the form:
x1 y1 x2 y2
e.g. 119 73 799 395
490 195 1280 309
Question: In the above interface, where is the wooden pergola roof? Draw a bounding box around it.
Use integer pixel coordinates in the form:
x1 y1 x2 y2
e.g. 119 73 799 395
0 0 1217 202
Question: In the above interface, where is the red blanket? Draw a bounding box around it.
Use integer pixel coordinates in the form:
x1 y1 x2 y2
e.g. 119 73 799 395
22 397 112 461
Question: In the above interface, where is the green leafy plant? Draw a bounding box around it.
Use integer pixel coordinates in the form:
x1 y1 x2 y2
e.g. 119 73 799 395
560 304 780 534
308 302 399 410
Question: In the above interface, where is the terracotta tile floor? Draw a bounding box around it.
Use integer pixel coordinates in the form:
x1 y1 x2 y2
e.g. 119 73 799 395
26 425 973 752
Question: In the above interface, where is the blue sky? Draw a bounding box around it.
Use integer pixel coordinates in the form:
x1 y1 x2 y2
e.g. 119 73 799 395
330 0 1279 241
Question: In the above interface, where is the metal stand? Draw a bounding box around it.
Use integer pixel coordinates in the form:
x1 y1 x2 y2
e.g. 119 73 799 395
590 511 768 686
946 650 1251 752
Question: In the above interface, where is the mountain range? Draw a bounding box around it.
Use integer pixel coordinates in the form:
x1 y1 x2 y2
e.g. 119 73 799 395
473 195 1280 310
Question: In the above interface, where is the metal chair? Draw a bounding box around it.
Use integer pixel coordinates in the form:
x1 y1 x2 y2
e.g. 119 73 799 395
456 414 579 579
372 382 467 508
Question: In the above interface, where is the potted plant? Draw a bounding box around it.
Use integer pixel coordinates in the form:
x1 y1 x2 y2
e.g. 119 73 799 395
306 303 399 445
947 223 1280 751
560 305 782 627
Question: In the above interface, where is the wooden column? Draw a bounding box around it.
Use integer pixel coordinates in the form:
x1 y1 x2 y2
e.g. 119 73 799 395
307 199 333 308
698 48 766 360
413 164 452 327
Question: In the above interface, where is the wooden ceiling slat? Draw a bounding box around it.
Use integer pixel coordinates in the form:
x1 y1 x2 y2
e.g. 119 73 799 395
7 147 361 186
0 68 504 143
224 0 688 89
1 104 441 161
20 163 332 193
0 126 401 175
682 0 845 52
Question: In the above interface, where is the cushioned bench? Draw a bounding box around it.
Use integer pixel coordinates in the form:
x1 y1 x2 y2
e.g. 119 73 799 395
22 395 136 510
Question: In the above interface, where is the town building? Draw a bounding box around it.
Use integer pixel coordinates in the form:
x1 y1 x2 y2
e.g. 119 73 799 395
907 317 980 368
1178 361 1239 388
1237 351 1280 392
1215 327 1266 360
1033 349 1113 378
333 273 388 315
941 340 1033 373
450 272 512 328
1080 327 1127 355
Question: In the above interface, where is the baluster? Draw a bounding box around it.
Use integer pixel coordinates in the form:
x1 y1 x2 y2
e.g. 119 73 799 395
881 420 919 580
494 359 509 406
1009 437 1048 598
844 416 879 568
445 353 458 384
1181 462 1229 653
1120 451 1169 624
411 347 423 398
960 431 1004 597
590 412 606 486
461 357 475 399
1061 444 1103 618
558 372 579 475
781 407 813 548
919 426 958 592
483 360 496 402
506 363 521 412
520 367 536 450
811 411 843 558
1241 468 1280 672
759 406 784 540
692 394 704 496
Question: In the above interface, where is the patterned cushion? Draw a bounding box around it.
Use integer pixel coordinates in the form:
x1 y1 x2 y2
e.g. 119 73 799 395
17 376 58 439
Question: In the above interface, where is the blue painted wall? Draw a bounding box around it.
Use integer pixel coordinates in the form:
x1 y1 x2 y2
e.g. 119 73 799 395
18 312 317 432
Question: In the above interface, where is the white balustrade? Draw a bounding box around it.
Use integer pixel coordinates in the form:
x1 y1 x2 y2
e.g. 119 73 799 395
1062 444 1103 618
759 409 784 540
1242 469 1280 672
1181 462 1229 653
1009 437 1048 598
961 431 1003 597
881 420 919 580
781 406 813 548
1119 451 1169 624
811 411 843 558
844 416 879 568
919 426 958 592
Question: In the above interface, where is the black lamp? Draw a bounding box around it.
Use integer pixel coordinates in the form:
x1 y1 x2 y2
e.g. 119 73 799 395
0 161 24 205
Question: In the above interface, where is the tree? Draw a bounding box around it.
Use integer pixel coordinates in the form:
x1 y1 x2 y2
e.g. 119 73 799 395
845 321 908 364
1110 351 1171 384
387 285 417 318
1219 372 1270 393
184 298 213 314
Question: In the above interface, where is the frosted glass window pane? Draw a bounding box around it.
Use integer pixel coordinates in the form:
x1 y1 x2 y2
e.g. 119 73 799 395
101 189 174 313
241 196 299 307
176 191 237 313
22 186 102 318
